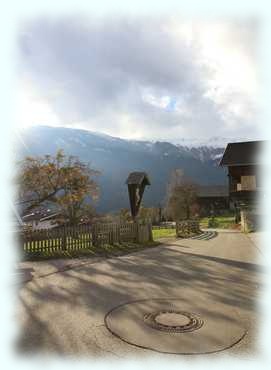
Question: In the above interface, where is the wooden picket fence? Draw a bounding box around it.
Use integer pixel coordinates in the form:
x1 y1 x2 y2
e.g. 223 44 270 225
18 221 153 254
152 222 176 230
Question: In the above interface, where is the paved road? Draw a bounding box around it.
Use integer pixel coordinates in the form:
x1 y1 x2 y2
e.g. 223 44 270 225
17 231 263 358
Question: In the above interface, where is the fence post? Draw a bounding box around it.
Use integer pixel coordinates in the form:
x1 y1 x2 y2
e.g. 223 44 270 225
135 220 140 243
92 223 96 247
109 226 113 245
116 223 121 244
62 225 67 251
148 220 153 242
92 223 99 247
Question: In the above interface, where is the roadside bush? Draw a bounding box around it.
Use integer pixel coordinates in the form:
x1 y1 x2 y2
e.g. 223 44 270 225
208 217 219 228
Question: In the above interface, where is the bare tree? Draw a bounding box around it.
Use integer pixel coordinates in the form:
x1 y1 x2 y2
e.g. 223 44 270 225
119 208 133 222
165 169 198 221
138 206 160 223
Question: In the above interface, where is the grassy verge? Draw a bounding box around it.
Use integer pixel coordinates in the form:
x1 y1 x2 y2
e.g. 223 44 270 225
152 228 176 240
199 214 237 229
21 241 160 261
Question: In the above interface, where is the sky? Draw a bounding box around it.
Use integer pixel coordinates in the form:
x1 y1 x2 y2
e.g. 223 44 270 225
16 16 261 142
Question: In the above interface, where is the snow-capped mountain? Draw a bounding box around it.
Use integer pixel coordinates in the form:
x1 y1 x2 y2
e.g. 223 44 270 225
171 136 247 148
16 125 229 212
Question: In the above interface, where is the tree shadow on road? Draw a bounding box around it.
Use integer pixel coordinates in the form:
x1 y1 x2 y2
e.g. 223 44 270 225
16 242 262 356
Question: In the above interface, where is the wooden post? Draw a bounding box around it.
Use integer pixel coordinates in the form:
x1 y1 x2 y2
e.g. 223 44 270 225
241 210 247 232
135 220 140 243
109 226 113 245
92 223 98 247
116 223 121 244
62 225 67 250
148 220 153 242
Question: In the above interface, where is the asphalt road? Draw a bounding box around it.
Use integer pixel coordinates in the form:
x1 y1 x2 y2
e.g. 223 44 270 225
16 230 263 358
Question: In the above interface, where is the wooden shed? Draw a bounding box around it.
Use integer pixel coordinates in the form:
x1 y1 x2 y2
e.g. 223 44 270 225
197 185 229 216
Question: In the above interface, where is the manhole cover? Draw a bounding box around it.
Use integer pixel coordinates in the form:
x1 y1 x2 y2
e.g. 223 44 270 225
144 310 203 333
104 298 247 354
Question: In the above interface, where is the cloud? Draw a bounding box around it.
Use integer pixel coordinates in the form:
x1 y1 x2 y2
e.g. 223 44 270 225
17 16 260 141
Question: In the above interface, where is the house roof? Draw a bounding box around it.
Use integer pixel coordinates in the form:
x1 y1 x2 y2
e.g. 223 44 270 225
22 212 42 222
220 140 264 167
198 185 228 198
22 209 60 222
125 172 151 185
40 213 61 221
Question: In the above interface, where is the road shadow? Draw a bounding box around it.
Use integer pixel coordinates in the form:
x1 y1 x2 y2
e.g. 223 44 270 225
16 237 261 356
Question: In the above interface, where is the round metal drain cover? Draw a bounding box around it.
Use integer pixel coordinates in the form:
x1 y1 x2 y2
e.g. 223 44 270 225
144 310 203 333
105 298 247 355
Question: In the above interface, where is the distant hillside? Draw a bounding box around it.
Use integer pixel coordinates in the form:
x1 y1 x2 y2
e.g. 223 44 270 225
16 126 228 213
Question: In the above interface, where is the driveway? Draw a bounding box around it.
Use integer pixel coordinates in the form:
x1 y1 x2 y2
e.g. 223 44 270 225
16 231 263 357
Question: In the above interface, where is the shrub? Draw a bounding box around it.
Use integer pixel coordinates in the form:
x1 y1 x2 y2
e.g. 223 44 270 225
208 217 219 228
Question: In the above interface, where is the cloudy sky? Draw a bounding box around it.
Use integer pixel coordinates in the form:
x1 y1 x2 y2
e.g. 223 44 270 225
17 16 261 142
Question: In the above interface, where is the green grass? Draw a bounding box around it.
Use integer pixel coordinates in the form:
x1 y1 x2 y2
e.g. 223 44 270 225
21 240 160 261
199 214 236 229
152 214 237 240
152 228 176 240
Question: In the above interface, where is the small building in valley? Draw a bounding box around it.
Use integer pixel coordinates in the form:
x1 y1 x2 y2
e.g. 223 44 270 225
197 185 229 216
22 210 60 230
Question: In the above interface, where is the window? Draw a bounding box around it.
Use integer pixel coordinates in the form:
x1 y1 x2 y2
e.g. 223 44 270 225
240 175 256 191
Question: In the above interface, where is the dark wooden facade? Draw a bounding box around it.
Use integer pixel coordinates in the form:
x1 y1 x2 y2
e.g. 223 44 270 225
197 185 229 216
220 141 263 207
227 165 260 205
198 196 229 216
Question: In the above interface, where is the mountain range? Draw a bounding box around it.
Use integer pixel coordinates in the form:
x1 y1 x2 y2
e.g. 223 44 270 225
16 126 228 213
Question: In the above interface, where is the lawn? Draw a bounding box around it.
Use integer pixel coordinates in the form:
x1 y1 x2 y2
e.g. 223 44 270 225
199 214 237 229
152 214 238 240
152 227 176 240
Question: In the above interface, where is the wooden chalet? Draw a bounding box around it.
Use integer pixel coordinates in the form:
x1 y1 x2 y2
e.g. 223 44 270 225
220 140 264 231
22 209 61 230
197 185 229 216
219 140 263 207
